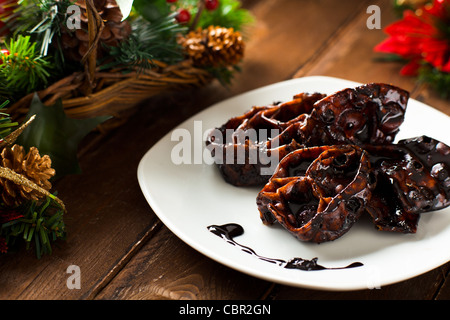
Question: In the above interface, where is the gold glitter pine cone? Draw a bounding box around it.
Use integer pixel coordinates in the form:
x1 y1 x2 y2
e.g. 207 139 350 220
179 26 245 68
60 0 132 62
0 145 55 207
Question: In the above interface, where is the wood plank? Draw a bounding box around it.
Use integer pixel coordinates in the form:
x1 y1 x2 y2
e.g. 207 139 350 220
294 0 413 87
435 267 450 300
90 0 372 300
218 0 372 96
94 225 274 300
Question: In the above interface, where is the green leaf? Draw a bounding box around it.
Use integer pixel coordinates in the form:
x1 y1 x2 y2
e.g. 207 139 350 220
16 94 111 179
132 0 170 23
195 0 255 31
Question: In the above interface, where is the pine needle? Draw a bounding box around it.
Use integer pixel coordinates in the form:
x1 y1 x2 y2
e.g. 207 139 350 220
1 195 66 258
0 35 52 96
103 14 186 72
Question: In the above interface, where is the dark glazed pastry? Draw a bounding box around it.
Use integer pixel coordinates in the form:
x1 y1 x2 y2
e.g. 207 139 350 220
256 145 375 243
256 136 450 242
363 136 450 233
206 83 409 187
308 83 409 146
206 92 325 186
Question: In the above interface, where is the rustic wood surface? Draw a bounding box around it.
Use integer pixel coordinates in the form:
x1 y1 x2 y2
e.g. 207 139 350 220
0 0 449 300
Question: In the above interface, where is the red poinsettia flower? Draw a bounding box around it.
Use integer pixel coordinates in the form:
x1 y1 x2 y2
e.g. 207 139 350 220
375 0 450 75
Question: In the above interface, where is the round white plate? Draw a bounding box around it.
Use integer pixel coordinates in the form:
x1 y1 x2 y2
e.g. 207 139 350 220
137 76 450 291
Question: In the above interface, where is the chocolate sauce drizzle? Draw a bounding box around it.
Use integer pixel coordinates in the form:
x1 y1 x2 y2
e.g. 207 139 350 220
207 223 363 271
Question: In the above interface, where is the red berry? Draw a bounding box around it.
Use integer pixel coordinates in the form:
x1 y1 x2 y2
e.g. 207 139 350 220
166 0 177 3
176 9 191 23
0 49 9 64
205 0 219 10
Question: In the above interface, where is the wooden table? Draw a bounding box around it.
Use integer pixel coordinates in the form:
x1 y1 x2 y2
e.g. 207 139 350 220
1 0 449 300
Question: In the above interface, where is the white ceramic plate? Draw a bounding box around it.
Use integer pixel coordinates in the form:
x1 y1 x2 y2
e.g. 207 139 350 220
137 76 450 291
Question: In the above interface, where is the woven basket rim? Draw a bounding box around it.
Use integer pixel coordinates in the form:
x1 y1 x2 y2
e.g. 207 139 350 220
7 59 212 121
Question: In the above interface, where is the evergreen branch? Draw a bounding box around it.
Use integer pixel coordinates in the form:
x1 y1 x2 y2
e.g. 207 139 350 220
3 0 72 42
0 100 18 138
0 35 52 98
3 0 73 76
1 195 66 258
103 15 186 72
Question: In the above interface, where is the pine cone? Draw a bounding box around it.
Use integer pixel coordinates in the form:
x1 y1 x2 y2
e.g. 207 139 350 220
0 145 55 207
60 0 132 62
179 26 245 68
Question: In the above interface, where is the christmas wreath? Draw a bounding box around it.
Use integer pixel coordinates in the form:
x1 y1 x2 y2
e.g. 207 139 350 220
0 0 253 257
375 0 450 98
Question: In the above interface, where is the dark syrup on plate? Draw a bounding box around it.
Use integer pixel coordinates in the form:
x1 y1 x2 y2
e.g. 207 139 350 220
207 223 363 271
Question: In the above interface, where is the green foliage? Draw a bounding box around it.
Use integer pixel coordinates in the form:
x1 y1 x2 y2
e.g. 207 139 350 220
133 0 254 31
132 0 172 23
191 0 254 32
16 94 111 179
27 0 73 71
104 14 186 72
419 65 450 99
3 0 72 52
0 0 252 94
2 0 77 80
0 100 18 138
129 0 252 78
1 195 66 258
0 35 52 99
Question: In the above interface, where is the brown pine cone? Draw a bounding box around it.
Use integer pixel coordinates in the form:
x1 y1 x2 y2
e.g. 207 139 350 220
60 0 132 62
179 26 245 67
0 145 55 207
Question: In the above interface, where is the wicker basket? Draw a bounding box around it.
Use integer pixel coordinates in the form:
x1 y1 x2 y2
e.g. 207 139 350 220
7 0 213 130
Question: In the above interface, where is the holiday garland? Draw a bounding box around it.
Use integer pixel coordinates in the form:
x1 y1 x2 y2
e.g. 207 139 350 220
375 0 450 98
0 0 253 179
0 0 253 257
0 0 253 103
0 101 65 258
